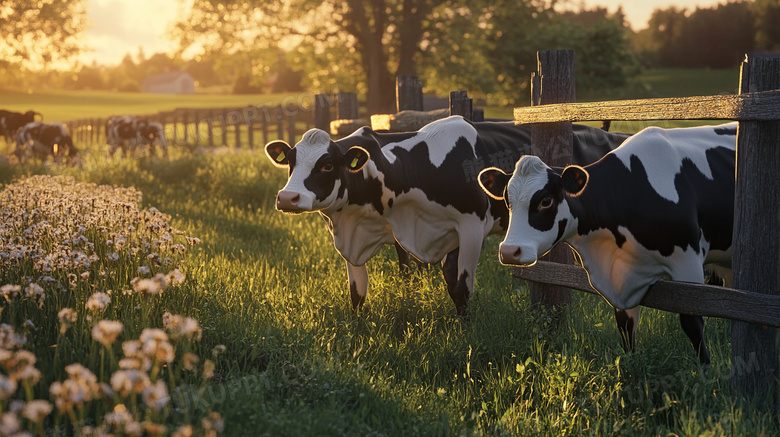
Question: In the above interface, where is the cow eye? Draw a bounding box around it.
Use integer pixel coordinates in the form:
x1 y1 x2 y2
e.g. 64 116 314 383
320 163 334 172
538 197 553 210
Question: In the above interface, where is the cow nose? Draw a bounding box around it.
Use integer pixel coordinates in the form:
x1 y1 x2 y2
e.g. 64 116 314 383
276 190 301 211
499 243 523 265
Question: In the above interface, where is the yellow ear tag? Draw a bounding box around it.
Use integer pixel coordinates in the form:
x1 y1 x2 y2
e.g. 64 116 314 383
276 151 285 162
350 157 359 168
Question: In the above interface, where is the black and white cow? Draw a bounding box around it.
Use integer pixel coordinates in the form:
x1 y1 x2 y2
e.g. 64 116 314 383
479 123 736 365
0 110 41 143
14 122 77 161
107 115 167 157
266 116 629 314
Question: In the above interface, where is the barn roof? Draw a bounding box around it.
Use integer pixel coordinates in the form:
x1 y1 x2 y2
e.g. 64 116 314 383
142 70 193 86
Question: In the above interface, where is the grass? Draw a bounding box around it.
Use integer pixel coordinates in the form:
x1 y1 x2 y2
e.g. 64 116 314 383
0 67 777 435
0 88 324 123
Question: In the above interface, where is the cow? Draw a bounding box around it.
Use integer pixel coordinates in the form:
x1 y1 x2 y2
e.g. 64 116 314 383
0 110 42 144
265 116 630 315
14 122 77 161
478 123 737 366
107 115 167 157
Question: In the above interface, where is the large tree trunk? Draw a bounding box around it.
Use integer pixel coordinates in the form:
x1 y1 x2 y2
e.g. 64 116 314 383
344 0 396 114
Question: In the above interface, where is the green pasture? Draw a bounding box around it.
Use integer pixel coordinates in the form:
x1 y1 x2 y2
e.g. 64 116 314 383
0 67 776 436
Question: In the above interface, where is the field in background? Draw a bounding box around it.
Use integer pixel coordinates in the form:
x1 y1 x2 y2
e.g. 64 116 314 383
1 67 776 436
1 68 738 125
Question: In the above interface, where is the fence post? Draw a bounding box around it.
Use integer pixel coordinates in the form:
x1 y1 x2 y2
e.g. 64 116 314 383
207 110 214 147
337 92 359 119
221 109 228 147
730 56 780 406
182 110 189 144
314 94 331 131
525 49 576 312
234 109 241 148
193 110 200 145
247 113 254 148
261 106 269 145
449 90 473 120
277 105 285 141
396 75 423 112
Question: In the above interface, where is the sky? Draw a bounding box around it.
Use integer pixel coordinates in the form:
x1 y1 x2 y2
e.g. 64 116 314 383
80 0 727 66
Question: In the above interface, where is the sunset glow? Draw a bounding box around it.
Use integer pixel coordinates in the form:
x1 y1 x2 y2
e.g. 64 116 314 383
80 0 728 66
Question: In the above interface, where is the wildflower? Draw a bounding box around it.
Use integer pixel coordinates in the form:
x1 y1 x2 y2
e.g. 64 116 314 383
0 375 17 400
185 236 201 245
21 400 53 423
142 422 167 437
0 284 21 301
107 252 119 262
25 283 45 308
162 312 202 341
85 292 111 311
166 269 185 286
23 319 35 330
92 320 124 347
139 329 174 363
142 380 170 411
137 266 151 275
182 353 199 371
104 404 142 436
118 358 141 370
58 308 78 333
80 271 90 280
49 364 99 411
0 324 27 349
133 278 160 295
0 412 20 436
110 370 151 397
203 359 215 379
16 364 41 385
212 344 227 356
171 425 193 437
202 411 224 434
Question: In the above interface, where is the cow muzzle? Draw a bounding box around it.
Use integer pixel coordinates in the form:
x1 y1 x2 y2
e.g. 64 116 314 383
276 190 308 213
498 243 536 266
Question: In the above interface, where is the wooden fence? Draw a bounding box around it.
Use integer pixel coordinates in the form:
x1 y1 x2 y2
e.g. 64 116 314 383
65 92 361 150
515 50 779 404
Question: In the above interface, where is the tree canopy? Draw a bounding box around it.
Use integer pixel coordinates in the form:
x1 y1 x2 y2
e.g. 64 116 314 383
0 0 87 71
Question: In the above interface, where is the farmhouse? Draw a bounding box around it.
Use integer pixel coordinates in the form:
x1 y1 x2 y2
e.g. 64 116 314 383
141 70 195 94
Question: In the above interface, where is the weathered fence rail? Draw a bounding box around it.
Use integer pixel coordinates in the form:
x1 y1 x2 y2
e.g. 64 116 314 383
515 50 779 404
65 92 354 150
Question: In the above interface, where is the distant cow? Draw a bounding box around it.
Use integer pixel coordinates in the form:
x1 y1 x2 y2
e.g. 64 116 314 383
266 116 629 314
107 115 167 157
479 123 736 365
14 122 77 161
0 110 41 143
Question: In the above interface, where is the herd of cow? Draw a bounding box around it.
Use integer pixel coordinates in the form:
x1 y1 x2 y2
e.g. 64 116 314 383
0 110 167 161
265 116 736 369
2 105 735 368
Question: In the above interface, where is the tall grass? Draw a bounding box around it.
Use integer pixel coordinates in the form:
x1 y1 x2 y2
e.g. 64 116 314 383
1 145 776 436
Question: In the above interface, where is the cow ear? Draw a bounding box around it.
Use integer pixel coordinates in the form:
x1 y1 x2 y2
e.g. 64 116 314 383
266 141 291 167
478 167 511 200
343 146 370 172
561 165 589 196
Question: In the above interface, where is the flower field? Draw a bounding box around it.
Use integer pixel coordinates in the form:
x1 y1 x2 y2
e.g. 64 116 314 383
0 128 778 436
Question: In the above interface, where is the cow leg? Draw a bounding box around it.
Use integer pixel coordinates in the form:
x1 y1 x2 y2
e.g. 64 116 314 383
441 247 460 305
394 242 412 275
679 314 710 367
614 306 641 353
346 261 369 311
450 233 482 316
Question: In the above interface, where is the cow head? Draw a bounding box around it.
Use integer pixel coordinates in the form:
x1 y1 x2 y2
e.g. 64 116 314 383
265 128 370 213
479 155 585 266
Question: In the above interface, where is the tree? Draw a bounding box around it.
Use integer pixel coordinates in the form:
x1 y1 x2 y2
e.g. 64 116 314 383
174 0 449 113
0 0 87 70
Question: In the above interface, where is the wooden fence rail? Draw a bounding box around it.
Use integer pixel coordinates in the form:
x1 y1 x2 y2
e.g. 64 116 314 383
514 50 779 404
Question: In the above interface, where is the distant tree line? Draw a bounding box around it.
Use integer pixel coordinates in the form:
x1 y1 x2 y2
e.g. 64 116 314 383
633 0 780 69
